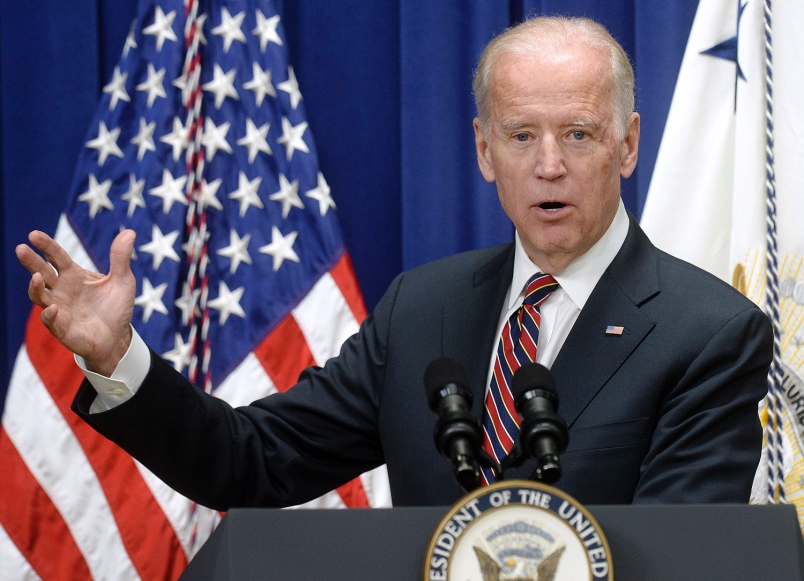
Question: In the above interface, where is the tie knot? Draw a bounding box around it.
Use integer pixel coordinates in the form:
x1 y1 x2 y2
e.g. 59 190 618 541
523 273 558 307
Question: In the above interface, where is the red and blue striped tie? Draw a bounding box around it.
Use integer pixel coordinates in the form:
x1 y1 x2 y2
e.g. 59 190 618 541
481 273 558 485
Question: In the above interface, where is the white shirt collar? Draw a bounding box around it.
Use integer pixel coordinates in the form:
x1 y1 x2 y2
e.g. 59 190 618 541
508 198 630 311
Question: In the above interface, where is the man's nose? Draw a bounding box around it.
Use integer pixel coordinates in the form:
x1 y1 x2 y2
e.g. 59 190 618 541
534 137 567 180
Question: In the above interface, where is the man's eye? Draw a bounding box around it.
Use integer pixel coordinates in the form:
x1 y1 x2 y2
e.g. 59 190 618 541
515 133 529 142
571 130 586 140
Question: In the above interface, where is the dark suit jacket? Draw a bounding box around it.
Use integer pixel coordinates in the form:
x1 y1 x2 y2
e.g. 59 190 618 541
73 216 772 509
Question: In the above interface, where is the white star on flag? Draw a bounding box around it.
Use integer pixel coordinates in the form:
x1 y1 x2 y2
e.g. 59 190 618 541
134 277 169 323
131 118 157 160
237 119 272 162
174 282 201 327
195 13 209 45
172 72 188 94
199 178 224 211
139 224 180 270
122 21 137 57
207 281 246 324
243 62 277 106
201 117 233 161
259 225 300 271
305 172 336 216
136 63 167 108
85 121 124 166
203 64 239 109
269 174 303 217
142 6 177 51
162 332 193 373
103 67 130 110
182 225 210 258
77 174 113 218
217 229 253 273
121 174 146 217
212 8 246 53
276 116 309 161
149 168 189 213
253 10 283 51
277 66 302 109
229 172 264 217
160 116 189 161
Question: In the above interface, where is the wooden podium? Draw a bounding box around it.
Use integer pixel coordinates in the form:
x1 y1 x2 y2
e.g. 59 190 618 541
180 504 804 580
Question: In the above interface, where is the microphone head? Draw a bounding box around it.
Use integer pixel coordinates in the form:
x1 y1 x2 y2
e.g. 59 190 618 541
424 357 470 410
511 363 557 404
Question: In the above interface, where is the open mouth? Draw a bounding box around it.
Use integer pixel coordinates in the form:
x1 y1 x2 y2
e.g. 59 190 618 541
539 201 566 211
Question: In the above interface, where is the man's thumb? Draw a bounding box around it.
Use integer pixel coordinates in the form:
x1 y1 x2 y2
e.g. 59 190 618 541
109 229 137 279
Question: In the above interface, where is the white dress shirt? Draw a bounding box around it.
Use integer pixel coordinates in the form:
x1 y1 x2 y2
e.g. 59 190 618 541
82 200 630 413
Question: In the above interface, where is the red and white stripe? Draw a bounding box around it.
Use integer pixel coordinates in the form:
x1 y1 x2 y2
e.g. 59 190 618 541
0 216 390 580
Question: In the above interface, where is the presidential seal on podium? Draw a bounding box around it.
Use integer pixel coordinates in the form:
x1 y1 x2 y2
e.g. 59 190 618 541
423 480 612 581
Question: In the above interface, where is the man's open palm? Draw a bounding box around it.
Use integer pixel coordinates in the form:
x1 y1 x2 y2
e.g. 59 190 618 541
16 229 138 376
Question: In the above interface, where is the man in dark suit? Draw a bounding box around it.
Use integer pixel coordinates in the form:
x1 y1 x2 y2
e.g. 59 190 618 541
17 16 771 509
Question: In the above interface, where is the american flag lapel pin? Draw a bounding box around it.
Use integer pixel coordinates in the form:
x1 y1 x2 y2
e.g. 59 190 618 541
605 325 625 336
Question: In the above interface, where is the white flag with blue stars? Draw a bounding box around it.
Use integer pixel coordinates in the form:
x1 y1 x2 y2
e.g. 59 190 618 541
642 0 804 531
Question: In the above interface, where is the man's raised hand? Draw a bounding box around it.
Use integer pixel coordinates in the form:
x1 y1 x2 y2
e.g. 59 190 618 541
16 229 138 377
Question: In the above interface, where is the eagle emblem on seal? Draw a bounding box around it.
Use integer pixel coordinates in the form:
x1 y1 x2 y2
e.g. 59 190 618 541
472 519 566 581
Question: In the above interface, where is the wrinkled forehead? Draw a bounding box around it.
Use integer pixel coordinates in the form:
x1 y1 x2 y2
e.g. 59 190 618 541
489 42 613 87
487 47 616 113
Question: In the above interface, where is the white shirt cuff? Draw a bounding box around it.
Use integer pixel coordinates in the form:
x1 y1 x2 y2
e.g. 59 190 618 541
75 327 151 414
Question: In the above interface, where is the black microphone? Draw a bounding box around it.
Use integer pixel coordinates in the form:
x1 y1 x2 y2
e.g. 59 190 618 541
424 357 483 492
512 363 568 485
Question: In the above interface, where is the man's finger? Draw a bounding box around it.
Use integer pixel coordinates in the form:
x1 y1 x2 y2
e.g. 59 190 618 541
40 304 62 338
108 229 136 281
17 244 59 288
16 243 49 275
27 272 53 308
28 230 76 276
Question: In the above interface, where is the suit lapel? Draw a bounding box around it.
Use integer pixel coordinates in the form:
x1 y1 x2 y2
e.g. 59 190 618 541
551 215 661 428
438 216 661 428
442 245 514 418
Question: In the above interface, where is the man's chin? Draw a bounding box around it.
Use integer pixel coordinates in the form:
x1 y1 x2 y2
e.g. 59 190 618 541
519 236 584 273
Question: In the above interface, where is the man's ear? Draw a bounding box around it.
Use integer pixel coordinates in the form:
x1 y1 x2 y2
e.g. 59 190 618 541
473 118 496 183
619 112 640 179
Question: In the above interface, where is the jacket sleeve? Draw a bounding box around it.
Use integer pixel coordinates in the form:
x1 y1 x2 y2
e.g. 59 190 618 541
632 305 772 503
71 272 408 510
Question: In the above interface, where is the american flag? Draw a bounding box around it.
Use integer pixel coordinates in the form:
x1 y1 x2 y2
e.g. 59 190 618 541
0 0 390 578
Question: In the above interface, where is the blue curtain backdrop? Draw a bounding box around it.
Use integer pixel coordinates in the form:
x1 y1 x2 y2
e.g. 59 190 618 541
0 0 699 414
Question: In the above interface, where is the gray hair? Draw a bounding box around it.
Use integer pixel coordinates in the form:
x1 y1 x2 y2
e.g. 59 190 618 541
473 16 635 140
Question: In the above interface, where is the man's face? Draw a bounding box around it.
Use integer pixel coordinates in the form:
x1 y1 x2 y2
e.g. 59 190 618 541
474 47 639 274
